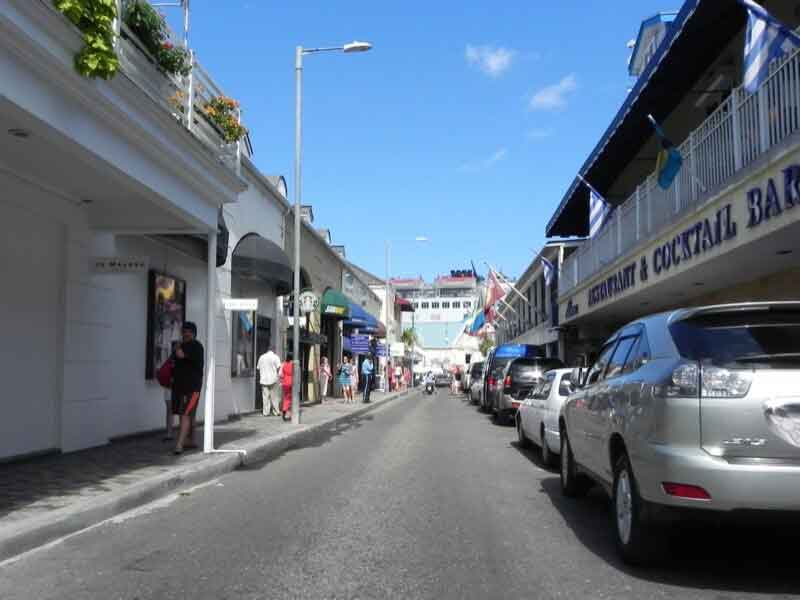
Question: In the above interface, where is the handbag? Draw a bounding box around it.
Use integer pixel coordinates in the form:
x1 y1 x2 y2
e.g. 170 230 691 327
156 358 174 388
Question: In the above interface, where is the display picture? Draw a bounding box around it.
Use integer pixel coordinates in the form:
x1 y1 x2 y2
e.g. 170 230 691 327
146 270 187 379
231 310 255 377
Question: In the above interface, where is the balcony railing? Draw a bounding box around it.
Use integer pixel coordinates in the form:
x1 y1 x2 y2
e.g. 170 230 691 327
43 0 243 175
559 46 800 297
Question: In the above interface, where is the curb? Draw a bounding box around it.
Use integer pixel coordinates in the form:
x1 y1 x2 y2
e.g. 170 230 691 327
0 389 412 563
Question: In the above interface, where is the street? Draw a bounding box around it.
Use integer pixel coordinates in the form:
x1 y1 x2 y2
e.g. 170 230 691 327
1 391 798 599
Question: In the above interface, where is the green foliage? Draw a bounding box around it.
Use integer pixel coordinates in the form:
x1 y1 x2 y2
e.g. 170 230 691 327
54 0 119 79
400 328 418 348
203 96 247 143
123 0 191 76
478 334 493 357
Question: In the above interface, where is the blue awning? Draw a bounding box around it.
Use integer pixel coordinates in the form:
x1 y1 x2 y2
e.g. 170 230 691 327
344 302 378 330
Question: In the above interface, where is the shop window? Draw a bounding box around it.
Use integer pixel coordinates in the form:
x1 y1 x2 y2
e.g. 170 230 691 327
231 310 256 377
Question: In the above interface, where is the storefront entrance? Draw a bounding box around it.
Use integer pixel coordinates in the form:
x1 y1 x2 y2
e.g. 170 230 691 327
254 315 272 411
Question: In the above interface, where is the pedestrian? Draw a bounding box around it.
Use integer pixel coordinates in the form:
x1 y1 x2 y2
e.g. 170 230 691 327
403 366 411 390
394 363 403 392
280 355 294 421
172 322 204 455
256 346 282 416
337 356 352 402
361 354 374 403
319 356 332 401
350 359 359 403
387 362 395 393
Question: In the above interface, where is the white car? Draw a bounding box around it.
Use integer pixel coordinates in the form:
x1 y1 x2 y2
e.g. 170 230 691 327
516 368 576 466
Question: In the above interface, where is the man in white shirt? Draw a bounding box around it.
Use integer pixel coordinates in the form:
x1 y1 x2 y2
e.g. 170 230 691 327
257 347 282 416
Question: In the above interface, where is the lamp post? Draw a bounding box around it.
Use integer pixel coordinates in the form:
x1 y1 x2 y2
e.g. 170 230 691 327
384 236 427 390
292 40 372 425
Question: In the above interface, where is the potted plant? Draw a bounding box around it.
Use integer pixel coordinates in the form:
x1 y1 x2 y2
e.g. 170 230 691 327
202 96 247 144
123 0 191 76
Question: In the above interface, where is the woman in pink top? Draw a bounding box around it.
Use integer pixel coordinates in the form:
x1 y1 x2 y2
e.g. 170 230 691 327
280 357 294 421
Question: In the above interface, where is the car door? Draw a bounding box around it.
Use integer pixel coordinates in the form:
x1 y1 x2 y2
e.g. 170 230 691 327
530 372 555 445
568 341 617 466
584 334 639 480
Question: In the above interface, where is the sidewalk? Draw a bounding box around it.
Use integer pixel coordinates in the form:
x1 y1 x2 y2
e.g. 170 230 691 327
0 389 411 562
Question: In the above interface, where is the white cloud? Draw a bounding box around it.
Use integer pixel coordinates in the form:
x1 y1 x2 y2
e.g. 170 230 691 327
460 147 508 171
529 74 578 110
465 45 515 78
527 128 553 141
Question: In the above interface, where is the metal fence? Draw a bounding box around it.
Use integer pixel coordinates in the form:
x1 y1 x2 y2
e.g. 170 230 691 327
559 47 800 297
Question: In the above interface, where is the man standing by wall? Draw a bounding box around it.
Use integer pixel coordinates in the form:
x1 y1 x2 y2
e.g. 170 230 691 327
257 346 282 416
172 322 204 455
361 354 375 404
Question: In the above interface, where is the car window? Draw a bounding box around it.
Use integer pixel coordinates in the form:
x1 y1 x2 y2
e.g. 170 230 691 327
534 374 554 399
557 373 573 396
585 342 617 386
621 332 651 374
605 336 638 379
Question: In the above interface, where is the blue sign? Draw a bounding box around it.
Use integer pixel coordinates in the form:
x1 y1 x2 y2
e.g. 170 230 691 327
350 335 370 355
376 343 388 357
494 344 540 359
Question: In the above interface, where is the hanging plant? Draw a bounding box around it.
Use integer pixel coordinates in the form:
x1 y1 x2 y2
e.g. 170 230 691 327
54 0 119 79
203 96 247 143
158 42 192 77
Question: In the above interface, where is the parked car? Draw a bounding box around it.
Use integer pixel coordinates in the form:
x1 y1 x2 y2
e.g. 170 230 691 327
434 373 452 387
516 368 575 466
468 361 484 404
491 357 565 423
559 302 800 566
479 344 540 413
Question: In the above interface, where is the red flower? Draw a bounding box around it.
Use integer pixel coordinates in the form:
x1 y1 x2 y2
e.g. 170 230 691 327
163 42 173 49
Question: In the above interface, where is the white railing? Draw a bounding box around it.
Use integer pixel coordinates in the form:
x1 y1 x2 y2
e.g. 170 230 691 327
559 47 800 297
44 0 243 176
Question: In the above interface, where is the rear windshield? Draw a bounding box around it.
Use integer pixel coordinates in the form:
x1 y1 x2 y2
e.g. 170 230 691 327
471 363 483 377
510 358 564 378
670 310 800 367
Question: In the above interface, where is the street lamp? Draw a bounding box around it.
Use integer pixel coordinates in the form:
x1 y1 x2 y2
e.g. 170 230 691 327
292 41 372 426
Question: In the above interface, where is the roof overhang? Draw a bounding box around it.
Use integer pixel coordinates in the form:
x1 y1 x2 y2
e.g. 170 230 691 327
546 0 745 238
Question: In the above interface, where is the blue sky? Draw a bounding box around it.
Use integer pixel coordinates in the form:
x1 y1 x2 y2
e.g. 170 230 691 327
177 0 673 280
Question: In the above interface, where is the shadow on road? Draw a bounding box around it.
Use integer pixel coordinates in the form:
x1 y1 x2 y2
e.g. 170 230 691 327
538 475 800 594
511 439 559 473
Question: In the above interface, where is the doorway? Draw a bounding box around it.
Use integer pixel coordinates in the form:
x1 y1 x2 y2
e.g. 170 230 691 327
254 315 272 411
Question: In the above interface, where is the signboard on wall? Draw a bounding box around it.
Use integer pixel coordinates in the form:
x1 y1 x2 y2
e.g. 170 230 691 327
223 298 259 311
350 335 370 354
91 256 148 274
390 342 406 357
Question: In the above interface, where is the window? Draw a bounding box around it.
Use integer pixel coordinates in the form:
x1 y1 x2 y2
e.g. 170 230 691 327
622 333 651 374
431 302 440 309
534 374 555 399
421 302 429 309
585 342 617 386
442 302 450 309
464 301 471 309
413 302 419 309
557 373 573 396
453 301 461 309
605 336 638 379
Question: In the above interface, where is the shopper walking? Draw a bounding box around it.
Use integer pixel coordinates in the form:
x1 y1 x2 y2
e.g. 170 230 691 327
361 355 375 403
337 356 352 403
280 355 294 421
394 364 403 392
256 346 282 416
172 322 204 455
319 356 332 402
350 359 359 404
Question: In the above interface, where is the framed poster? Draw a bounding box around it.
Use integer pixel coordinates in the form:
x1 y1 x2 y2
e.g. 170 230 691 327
231 310 256 378
146 270 187 380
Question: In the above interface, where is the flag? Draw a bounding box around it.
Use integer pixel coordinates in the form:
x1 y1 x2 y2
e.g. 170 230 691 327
484 269 506 310
468 310 486 336
647 114 683 190
579 174 613 238
740 0 800 93
541 256 555 287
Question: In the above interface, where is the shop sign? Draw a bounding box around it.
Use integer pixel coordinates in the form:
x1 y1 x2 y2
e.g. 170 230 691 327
324 304 348 316
390 342 405 357
376 343 388 357
564 298 579 319
350 335 370 354
223 298 259 311
298 290 319 315
91 256 148 274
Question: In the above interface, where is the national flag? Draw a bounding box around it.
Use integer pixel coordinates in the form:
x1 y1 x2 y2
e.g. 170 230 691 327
541 256 555 287
646 114 683 190
468 310 486 336
484 269 506 310
578 174 613 238
740 0 800 93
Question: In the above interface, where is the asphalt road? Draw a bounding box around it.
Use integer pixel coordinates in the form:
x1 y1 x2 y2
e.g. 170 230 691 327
2 390 800 599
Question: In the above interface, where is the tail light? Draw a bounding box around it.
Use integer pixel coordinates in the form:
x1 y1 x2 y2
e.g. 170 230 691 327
662 482 711 500
504 375 512 391
488 377 496 388
666 363 752 398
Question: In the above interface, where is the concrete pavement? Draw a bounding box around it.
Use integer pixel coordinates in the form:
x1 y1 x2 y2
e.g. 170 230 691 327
2 390 800 599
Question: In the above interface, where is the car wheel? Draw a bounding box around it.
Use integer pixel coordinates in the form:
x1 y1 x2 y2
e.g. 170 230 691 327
540 425 555 467
517 416 530 448
612 453 661 566
560 427 591 498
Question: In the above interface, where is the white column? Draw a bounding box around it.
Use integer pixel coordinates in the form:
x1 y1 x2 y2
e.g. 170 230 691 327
204 229 217 453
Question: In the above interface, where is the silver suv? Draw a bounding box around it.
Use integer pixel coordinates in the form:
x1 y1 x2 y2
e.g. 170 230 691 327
559 302 800 565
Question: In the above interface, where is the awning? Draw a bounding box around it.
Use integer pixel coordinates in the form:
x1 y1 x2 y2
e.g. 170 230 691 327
321 288 351 319
344 302 379 330
287 328 328 346
395 296 414 312
231 234 293 295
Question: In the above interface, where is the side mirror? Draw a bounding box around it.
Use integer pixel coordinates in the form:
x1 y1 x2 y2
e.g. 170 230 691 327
570 367 585 390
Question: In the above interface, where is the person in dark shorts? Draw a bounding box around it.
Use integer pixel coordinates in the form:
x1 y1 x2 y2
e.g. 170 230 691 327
172 321 204 454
